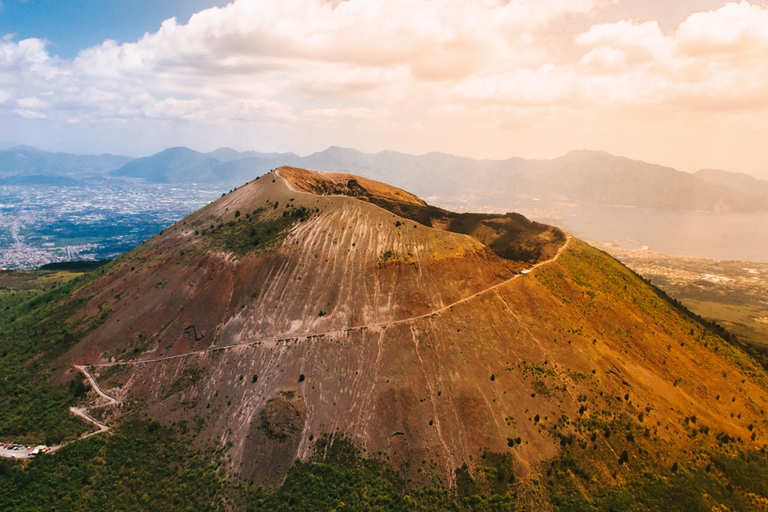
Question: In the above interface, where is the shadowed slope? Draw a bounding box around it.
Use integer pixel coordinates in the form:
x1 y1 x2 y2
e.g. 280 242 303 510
279 166 565 264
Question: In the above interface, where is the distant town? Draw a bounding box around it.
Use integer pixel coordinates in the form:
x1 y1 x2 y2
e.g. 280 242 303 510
0 182 221 269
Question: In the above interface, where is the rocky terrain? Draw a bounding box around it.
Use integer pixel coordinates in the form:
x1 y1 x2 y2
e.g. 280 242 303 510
4 167 768 510
42 167 767 495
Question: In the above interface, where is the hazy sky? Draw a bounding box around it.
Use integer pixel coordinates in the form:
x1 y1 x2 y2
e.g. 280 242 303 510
2 0 768 177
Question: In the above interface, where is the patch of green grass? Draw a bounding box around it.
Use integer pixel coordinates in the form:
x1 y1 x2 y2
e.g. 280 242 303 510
711 449 768 498
206 205 314 255
551 465 749 512
0 270 82 310
542 407 768 511
520 361 556 378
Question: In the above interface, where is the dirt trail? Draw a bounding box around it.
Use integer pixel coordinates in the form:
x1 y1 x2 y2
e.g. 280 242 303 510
65 366 119 440
74 364 119 405
0 368 117 459
69 407 109 437
90 235 571 369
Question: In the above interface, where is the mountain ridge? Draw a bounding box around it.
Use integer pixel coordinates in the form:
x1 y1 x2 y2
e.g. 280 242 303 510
3 144 768 214
33 166 768 495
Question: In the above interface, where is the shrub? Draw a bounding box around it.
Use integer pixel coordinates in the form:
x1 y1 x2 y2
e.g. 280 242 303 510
619 450 629 464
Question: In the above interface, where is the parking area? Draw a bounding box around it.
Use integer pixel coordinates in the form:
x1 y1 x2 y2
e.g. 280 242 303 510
0 443 48 459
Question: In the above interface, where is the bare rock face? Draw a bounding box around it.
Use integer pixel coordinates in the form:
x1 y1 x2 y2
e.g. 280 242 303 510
242 391 306 486
72 167 768 487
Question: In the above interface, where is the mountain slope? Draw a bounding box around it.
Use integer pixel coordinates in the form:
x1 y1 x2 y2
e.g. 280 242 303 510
696 168 768 199
0 146 132 179
110 147 223 183
293 147 768 213
5 166 768 509
93 145 768 213
110 146 292 186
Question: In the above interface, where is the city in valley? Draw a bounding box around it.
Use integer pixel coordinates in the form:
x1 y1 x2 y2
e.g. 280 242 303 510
0 182 221 269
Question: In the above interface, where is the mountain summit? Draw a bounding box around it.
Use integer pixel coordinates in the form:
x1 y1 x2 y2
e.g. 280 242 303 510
22 166 768 505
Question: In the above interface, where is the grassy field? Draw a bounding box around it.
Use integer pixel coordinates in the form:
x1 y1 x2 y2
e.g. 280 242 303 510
0 270 84 310
593 242 768 351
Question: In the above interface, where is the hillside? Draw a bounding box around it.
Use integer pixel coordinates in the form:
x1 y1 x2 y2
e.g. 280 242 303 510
696 168 768 200
3 167 768 510
0 146 132 184
4 144 767 213
291 147 768 213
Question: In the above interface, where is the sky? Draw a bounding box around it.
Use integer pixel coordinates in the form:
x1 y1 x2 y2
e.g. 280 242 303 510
2 0 768 178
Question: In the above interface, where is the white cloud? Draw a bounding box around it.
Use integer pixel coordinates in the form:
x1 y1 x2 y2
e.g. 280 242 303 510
676 1 768 56
576 20 671 57
0 0 609 127
3 0 768 175
579 46 628 73
13 108 46 119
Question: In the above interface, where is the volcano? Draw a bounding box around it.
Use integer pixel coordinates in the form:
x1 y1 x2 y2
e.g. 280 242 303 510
47 166 768 502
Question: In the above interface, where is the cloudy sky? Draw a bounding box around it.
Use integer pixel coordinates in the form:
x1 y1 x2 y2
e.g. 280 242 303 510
2 0 768 177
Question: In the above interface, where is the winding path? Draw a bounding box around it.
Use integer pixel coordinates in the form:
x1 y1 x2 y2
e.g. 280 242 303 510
69 407 110 437
2 173 572 459
0 367 119 459
74 365 119 405
88 235 572 369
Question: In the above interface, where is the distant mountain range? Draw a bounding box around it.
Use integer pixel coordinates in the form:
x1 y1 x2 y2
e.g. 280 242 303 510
110 146 299 185
1 144 768 213
0 146 132 185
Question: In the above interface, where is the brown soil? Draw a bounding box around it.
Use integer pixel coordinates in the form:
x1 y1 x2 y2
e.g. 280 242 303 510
64 167 768 487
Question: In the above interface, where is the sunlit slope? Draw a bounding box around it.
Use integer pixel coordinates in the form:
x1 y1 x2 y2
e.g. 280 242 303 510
63 168 523 364
281 165 566 264
53 167 768 488
278 165 426 206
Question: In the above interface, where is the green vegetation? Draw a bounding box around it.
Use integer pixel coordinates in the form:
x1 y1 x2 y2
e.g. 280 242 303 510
0 269 82 310
242 429 768 511
711 449 768 498
551 464 749 512
520 361 556 378
379 249 411 264
541 411 768 511
205 204 314 255
0 420 227 512
531 399 768 512
248 436 519 511
0 264 121 444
